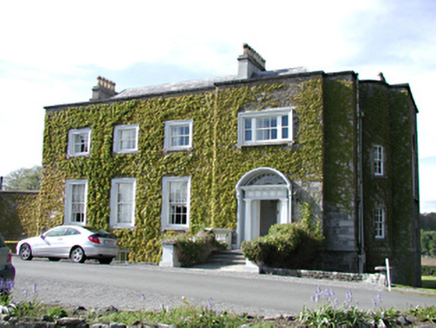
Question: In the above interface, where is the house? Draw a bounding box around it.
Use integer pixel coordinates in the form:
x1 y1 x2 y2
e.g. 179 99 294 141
40 44 421 286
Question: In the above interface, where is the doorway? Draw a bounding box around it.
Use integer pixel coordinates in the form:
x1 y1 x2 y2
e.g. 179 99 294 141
259 200 278 236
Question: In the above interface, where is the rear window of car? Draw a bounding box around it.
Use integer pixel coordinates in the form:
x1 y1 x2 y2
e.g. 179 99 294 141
0 232 5 247
83 227 116 239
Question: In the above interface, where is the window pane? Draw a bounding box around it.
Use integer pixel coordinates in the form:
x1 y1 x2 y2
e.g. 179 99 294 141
170 125 190 147
374 208 384 238
168 181 188 225
255 117 278 141
118 204 132 223
116 182 134 224
119 129 136 150
74 133 88 153
71 184 85 223
282 115 289 139
374 146 383 175
244 118 252 141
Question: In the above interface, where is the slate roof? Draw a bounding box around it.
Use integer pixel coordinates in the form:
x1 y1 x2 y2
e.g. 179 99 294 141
111 67 309 100
45 66 311 110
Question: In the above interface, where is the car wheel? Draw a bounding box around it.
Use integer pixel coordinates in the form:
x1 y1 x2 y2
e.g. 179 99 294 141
19 243 33 261
70 247 86 263
48 257 60 262
98 258 113 265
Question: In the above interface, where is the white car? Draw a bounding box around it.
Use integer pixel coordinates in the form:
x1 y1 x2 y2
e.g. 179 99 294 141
17 226 119 264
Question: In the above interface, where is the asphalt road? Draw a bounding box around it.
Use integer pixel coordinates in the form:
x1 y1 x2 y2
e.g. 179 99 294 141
11 257 436 317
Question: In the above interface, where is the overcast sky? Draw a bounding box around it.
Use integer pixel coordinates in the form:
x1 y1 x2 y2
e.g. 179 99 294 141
1 0 435 212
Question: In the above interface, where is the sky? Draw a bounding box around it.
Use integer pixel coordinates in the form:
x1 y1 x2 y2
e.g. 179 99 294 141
0 0 435 213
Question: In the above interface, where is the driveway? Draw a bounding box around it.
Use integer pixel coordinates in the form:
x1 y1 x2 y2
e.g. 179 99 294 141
11 258 436 317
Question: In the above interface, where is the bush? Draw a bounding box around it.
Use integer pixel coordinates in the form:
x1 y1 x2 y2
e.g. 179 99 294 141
161 230 225 267
241 203 324 269
421 230 436 257
241 222 324 269
422 265 436 276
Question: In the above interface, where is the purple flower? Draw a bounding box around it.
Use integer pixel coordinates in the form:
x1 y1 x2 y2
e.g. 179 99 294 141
207 298 213 309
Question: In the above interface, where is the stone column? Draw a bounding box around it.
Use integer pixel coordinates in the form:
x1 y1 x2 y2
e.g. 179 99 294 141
244 199 253 242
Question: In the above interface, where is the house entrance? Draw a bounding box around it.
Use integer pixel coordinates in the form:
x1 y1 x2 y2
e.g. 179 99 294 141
235 167 292 248
259 199 279 236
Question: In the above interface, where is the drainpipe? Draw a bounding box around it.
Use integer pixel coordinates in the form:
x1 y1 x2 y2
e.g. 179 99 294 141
356 76 366 273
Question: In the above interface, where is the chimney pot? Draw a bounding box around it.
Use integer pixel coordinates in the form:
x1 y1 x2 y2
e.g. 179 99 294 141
238 43 266 79
91 76 116 101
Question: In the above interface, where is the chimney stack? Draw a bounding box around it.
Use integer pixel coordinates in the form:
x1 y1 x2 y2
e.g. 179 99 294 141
237 43 266 79
90 76 117 101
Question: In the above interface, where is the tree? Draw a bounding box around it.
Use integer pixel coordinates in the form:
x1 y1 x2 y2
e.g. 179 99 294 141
420 213 436 231
1 166 42 191
421 230 436 257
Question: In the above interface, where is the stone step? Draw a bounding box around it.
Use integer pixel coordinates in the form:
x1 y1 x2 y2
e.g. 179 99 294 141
206 250 246 265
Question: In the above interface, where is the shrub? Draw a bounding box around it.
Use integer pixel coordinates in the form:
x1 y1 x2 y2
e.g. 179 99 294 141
422 265 436 276
241 222 324 269
161 229 225 267
241 203 324 269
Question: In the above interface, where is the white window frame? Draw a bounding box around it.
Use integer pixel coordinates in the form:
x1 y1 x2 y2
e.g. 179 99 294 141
238 108 293 146
110 178 136 229
374 207 385 239
374 145 384 176
163 119 193 151
161 176 191 229
68 128 91 156
64 180 88 226
113 125 139 154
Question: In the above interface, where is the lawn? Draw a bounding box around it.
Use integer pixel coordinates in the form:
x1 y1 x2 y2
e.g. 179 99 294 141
422 276 436 289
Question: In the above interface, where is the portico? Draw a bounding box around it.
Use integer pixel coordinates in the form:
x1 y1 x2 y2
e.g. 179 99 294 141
236 167 293 247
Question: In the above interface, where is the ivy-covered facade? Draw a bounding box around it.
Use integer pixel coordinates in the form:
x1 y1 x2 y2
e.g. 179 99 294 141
39 45 420 286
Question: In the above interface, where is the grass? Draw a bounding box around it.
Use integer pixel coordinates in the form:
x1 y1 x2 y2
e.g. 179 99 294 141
1 290 436 327
423 276 436 289
2 273 436 327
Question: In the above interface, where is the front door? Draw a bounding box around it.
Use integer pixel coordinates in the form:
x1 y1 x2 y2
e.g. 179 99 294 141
259 200 278 236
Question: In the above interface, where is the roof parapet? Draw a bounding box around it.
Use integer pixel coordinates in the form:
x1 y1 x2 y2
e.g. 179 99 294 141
90 76 117 101
237 43 266 79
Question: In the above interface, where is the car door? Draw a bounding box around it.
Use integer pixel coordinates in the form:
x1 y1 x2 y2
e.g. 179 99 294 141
39 227 69 256
58 227 82 256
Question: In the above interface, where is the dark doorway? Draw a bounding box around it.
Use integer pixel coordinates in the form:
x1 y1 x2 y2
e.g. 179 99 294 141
260 200 278 236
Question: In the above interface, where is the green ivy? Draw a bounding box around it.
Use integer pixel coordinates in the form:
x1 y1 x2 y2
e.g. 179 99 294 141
38 80 328 263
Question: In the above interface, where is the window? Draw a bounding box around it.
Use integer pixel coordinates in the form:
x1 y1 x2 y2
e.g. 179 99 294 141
110 178 136 228
374 207 385 239
45 227 68 237
373 145 384 176
68 128 91 156
113 125 139 154
161 176 190 228
164 120 193 151
238 108 292 145
65 180 87 225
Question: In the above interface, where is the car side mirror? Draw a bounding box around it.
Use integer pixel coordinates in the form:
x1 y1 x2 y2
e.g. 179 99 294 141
40 234 45 239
